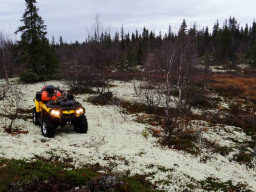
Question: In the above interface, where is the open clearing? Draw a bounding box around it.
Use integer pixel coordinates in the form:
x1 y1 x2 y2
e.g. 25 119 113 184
0 78 256 191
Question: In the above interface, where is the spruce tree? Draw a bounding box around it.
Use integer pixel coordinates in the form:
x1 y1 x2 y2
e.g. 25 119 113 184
228 17 239 66
178 19 188 38
250 22 256 65
16 0 58 82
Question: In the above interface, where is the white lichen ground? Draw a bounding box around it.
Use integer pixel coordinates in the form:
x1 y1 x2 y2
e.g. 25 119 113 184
0 78 255 191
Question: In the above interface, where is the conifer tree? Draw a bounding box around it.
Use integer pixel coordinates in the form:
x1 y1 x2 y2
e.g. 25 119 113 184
59 36 64 46
178 19 188 38
250 22 256 65
16 0 58 82
228 17 239 66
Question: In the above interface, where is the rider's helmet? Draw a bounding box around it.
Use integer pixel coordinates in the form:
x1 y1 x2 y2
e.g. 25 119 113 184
45 85 55 94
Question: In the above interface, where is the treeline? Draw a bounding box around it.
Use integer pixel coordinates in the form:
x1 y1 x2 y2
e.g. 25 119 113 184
53 17 256 72
1 15 256 81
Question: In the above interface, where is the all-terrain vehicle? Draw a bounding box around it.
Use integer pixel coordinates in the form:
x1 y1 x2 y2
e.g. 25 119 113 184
32 90 88 138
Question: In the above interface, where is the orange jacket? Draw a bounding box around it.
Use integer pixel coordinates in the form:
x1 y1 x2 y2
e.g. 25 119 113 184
41 90 61 101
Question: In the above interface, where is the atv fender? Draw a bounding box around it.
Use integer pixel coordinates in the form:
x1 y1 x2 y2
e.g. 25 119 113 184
34 98 42 113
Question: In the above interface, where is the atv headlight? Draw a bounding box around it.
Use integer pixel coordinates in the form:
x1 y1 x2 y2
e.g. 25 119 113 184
76 107 84 115
50 109 60 117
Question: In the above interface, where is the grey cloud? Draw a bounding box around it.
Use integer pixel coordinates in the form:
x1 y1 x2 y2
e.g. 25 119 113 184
0 0 255 42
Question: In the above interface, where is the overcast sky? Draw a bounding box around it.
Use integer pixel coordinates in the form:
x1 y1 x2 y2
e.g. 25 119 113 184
1 0 255 43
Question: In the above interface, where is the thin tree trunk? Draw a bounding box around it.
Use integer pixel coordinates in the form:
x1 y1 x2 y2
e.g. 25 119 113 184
178 53 184 106
165 52 175 129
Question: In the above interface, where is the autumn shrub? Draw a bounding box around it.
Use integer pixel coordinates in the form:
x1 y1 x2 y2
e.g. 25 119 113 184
120 101 165 115
117 100 204 154
161 125 201 155
212 146 234 156
228 105 256 133
233 152 254 166
190 94 220 109
248 96 256 104
67 80 96 94
88 92 114 105
109 71 144 81
0 159 162 192
135 113 163 127
210 74 256 99
199 177 250 192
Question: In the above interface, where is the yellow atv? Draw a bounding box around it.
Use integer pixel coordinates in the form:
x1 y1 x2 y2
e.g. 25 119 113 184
32 92 88 138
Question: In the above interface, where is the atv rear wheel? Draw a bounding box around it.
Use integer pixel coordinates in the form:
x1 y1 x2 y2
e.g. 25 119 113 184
32 107 40 125
74 115 88 133
41 116 55 138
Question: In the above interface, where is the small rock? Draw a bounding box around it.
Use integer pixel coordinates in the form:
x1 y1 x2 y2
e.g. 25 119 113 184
89 175 128 191
41 139 48 143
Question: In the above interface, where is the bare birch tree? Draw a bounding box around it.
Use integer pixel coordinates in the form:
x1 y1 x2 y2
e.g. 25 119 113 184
137 33 202 138
0 84 23 132
66 14 115 95
0 31 15 87
0 30 23 132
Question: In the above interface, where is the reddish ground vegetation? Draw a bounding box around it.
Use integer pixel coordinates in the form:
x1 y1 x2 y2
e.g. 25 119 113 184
210 74 256 101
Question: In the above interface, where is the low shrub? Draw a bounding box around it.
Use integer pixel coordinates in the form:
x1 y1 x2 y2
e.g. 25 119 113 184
200 177 251 192
212 146 234 156
120 101 165 115
0 159 162 192
161 128 200 155
88 92 114 105
141 129 150 138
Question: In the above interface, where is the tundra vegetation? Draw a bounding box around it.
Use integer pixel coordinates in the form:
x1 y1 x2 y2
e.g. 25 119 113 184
0 0 256 191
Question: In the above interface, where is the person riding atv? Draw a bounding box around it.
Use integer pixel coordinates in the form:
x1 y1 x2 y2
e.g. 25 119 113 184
41 85 61 101
32 85 88 138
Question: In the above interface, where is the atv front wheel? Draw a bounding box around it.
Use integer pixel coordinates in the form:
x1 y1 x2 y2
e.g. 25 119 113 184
74 115 88 133
41 117 55 138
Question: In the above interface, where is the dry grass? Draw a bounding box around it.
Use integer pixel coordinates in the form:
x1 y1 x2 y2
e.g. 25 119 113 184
209 73 256 143
210 74 256 102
